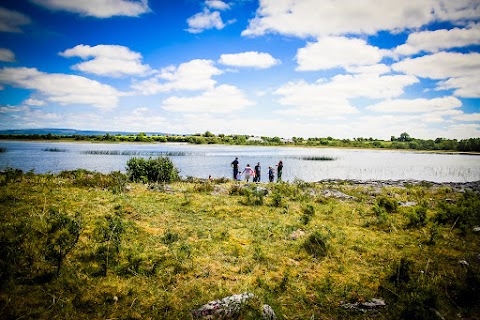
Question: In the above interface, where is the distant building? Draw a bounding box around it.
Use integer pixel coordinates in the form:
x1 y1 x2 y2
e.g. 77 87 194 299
247 136 264 143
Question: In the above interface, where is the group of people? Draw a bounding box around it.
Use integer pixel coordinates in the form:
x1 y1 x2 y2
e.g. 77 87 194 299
231 157 283 183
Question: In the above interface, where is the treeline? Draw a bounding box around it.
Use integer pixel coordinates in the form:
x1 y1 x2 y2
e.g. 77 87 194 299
1 131 479 152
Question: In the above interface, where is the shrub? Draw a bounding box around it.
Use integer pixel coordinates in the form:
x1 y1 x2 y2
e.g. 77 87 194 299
126 157 180 184
406 205 427 228
302 231 328 258
44 209 82 277
434 191 480 234
376 196 398 213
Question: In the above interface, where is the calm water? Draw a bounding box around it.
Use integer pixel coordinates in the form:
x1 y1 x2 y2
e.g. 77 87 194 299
0 141 479 183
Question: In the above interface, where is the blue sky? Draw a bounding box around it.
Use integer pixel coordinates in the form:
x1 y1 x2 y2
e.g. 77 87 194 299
0 0 479 140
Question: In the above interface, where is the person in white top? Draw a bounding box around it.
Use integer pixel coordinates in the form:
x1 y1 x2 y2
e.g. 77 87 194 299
242 164 255 182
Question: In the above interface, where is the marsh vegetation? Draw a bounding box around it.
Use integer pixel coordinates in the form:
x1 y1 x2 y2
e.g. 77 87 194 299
0 161 479 319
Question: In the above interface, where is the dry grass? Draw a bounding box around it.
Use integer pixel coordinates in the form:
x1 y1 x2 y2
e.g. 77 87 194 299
0 171 479 319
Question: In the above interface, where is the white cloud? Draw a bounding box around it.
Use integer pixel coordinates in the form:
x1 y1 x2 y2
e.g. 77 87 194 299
60 44 151 77
162 84 253 113
453 112 480 122
345 64 391 75
132 59 222 94
31 0 150 18
0 67 122 109
274 72 418 117
186 8 225 33
24 98 46 106
206 0 230 10
0 7 31 33
392 52 480 98
392 52 480 79
366 96 462 113
432 0 480 21
0 48 15 62
394 25 480 56
242 0 480 38
218 51 280 69
296 37 387 71
436 75 480 98
0 105 30 113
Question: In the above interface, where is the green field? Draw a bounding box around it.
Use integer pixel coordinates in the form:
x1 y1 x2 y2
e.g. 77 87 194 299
1 169 479 319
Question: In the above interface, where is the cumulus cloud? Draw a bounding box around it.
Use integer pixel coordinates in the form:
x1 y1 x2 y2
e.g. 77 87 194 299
366 96 462 113
31 0 150 18
218 51 280 69
60 44 152 77
296 37 387 71
0 67 122 109
274 73 418 117
186 8 225 33
436 75 480 98
453 112 480 122
132 59 222 94
241 0 479 38
0 7 31 33
394 25 480 56
392 52 480 97
392 51 480 79
24 98 46 106
205 0 230 10
0 48 15 62
162 84 253 113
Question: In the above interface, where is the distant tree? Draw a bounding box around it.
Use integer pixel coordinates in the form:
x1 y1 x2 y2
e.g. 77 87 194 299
204 131 215 137
399 132 412 142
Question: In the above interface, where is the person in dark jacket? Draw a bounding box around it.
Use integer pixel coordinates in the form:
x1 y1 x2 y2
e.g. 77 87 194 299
254 162 261 182
231 157 239 180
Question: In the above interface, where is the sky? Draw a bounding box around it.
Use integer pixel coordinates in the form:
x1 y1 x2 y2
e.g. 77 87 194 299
0 0 479 140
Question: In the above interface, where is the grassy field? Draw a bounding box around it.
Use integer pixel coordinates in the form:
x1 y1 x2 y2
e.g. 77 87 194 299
1 169 479 319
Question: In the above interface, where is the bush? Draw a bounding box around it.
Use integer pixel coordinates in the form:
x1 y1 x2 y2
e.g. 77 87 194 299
376 196 398 213
126 157 179 184
434 191 480 234
302 231 328 258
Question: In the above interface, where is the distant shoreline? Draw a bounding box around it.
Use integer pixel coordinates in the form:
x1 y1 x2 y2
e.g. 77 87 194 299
1 138 479 156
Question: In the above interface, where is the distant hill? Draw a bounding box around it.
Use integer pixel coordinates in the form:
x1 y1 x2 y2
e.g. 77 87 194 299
0 128 171 136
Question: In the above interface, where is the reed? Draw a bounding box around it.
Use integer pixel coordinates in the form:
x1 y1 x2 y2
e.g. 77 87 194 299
43 148 66 152
298 155 336 161
81 150 191 156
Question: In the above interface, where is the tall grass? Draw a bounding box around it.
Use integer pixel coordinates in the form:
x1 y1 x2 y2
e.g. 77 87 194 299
0 170 478 319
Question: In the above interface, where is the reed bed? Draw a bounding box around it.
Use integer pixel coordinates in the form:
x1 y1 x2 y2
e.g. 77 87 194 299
81 150 195 156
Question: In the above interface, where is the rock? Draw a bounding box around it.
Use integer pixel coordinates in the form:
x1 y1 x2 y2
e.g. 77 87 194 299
192 292 277 320
255 186 269 196
459 260 469 266
321 189 356 200
398 201 417 207
341 298 386 312
262 304 277 320
473 226 480 232
289 229 306 240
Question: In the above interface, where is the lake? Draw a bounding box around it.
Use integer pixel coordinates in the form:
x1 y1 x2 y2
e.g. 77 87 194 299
0 140 479 183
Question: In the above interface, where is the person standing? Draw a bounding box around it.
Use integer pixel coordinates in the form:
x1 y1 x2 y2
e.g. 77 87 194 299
268 166 274 182
243 164 255 182
254 162 261 182
231 157 239 180
276 160 283 181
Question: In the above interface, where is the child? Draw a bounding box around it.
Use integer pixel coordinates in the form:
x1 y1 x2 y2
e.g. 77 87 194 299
268 166 274 182
236 171 242 181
